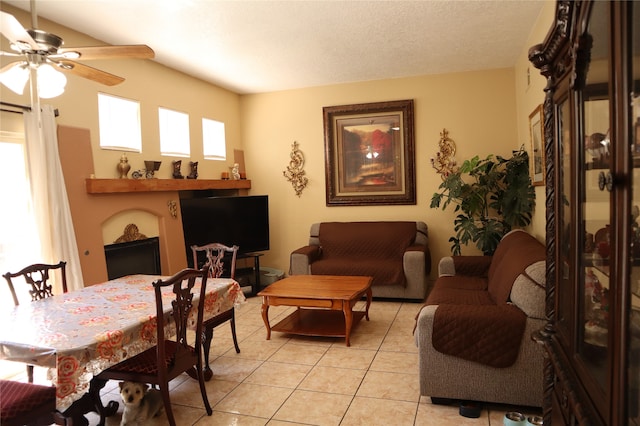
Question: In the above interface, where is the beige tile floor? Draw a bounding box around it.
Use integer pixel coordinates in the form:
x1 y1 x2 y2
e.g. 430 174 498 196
12 295 542 425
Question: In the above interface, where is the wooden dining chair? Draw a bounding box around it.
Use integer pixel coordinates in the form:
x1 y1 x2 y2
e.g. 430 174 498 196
3 261 68 382
191 243 241 380
0 379 72 426
96 268 212 426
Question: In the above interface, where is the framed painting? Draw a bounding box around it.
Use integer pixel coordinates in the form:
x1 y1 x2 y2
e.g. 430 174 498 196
323 99 416 206
529 104 545 186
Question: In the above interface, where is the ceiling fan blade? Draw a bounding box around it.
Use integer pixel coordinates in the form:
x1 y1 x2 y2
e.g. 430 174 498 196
0 50 21 57
58 60 125 86
57 45 155 60
0 11 39 51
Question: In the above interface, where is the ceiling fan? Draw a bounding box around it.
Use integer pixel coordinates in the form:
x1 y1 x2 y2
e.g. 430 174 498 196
0 0 154 98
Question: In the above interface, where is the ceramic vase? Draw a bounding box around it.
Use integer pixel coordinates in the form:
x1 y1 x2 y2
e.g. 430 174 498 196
117 153 131 179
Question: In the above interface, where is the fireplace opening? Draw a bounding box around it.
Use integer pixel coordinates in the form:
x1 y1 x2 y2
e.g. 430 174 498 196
104 237 161 280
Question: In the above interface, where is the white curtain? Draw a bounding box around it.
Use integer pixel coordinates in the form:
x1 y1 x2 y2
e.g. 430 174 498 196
23 105 83 292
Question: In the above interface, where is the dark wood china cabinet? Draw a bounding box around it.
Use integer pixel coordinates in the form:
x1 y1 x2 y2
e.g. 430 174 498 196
529 1 640 425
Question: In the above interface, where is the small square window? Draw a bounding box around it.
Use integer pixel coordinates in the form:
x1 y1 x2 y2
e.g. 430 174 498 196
202 118 226 160
159 107 190 157
98 93 142 152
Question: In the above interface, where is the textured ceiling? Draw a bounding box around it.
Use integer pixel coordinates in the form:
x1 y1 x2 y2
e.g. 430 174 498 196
2 0 546 94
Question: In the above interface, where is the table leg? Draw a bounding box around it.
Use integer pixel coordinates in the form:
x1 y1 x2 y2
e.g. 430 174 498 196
365 287 372 321
261 301 271 340
343 302 353 347
62 377 118 426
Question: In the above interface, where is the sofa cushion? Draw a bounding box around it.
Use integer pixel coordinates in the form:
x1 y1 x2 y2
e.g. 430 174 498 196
318 222 416 260
311 258 404 287
452 256 492 277
310 222 417 287
429 275 488 292
426 277 493 305
487 230 545 304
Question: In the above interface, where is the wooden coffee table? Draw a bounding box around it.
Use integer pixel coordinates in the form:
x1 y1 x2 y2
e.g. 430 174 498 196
257 275 372 346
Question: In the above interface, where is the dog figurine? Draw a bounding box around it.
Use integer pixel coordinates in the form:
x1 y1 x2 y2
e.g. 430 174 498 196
119 381 164 425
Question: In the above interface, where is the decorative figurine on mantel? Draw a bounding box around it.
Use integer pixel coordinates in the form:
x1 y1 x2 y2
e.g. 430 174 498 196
187 161 198 179
231 163 241 180
172 160 184 179
117 153 131 179
144 160 162 179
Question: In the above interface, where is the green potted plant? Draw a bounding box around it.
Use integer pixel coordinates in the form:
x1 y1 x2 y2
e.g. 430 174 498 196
430 150 536 255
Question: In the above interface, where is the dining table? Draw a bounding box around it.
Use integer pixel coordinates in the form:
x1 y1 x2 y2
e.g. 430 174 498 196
0 273 245 425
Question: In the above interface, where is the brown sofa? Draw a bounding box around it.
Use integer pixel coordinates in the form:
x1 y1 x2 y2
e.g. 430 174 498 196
289 221 431 300
414 229 546 407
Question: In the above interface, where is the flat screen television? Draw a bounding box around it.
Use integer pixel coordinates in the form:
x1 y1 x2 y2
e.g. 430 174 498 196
180 195 270 260
104 237 161 280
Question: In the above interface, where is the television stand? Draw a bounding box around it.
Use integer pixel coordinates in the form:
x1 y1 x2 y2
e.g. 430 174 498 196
236 252 263 296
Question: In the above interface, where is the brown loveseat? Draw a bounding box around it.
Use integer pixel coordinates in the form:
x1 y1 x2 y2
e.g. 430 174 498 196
290 221 431 300
414 229 545 407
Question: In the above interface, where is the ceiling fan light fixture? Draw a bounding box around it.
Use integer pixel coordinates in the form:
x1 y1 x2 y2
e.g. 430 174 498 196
0 62 29 95
1 7 152 95
37 63 66 98
27 29 63 53
10 41 32 53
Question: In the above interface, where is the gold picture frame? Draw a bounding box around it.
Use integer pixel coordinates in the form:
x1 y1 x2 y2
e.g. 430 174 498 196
323 100 416 206
529 104 545 186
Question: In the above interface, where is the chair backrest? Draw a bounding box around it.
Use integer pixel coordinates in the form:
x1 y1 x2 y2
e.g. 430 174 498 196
191 243 239 279
3 261 68 306
152 267 208 379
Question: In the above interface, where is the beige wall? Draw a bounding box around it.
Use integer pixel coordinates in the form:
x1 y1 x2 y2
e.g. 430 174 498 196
514 0 556 243
1 1 557 285
241 0 558 276
240 70 522 277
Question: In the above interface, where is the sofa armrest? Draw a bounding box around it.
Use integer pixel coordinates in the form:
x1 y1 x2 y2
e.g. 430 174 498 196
438 257 455 277
414 303 544 407
289 245 321 275
510 274 546 320
439 255 492 277
406 244 431 274
403 246 429 299
415 304 437 347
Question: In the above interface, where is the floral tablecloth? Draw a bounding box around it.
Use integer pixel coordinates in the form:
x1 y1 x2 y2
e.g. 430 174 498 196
0 274 245 409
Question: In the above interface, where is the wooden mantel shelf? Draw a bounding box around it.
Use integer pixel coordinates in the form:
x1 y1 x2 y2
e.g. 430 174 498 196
86 178 251 194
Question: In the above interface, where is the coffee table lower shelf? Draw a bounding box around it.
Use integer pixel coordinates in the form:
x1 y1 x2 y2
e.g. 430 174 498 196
271 308 366 338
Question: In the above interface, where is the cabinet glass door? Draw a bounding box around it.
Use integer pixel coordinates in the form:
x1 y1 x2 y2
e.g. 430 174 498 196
579 0 610 395
629 2 640 423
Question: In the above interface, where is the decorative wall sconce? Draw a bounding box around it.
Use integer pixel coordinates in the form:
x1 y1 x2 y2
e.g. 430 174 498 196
114 223 147 243
283 141 308 197
431 128 458 179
